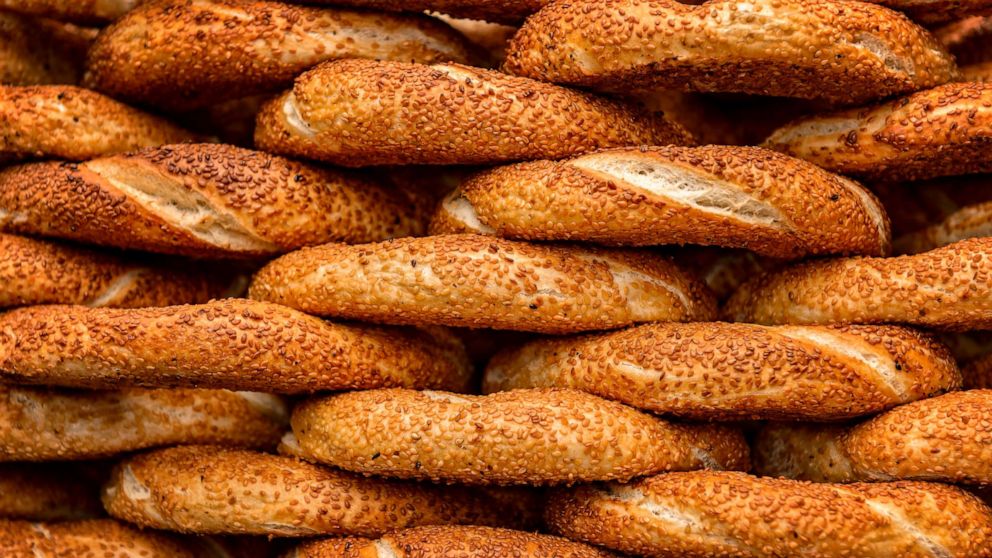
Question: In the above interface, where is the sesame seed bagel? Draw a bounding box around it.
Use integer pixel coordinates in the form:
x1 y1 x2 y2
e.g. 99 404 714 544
865 0 992 25
102 445 533 536
894 200 992 254
0 144 424 258
296 1 548 24
0 386 286 461
429 146 891 258
0 233 236 309
287 526 618 558
84 0 478 112
764 83 992 182
503 0 957 106
0 0 139 23
248 234 716 333
483 323 961 421
724 237 992 330
0 14 89 86
0 519 201 558
753 390 992 485
253 59 691 167
0 86 198 162
290 388 749 485
0 463 103 520
546 471 992 558
0 299 472 393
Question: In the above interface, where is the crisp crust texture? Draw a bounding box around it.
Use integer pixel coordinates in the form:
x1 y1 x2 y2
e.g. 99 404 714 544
0 14 89 86
483 323 960 421
0 0 139 22
0 519 199 558
724 237 992 330
0 463 102 521
290 388 749 485
764 83 992 182
0 233 235 309
0 144 424 257
84 0 479 111
254 59 692 167
754 390 992 485
294 1 549 24
0 299 472 393
546 471 992 558
289 526 618 557
865 0 992 25
429 146 891 258
0 86 197 161
102 445 536 536
248 234 716 333
503 0 957 105
0 386 287 460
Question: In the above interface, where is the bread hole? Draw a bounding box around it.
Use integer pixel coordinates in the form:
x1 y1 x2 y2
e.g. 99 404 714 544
440 190 494 234
571 153 785 228
281 93 317 139
374 540 402 558
85 269 143 308
0 208 28 227
850 33 912 76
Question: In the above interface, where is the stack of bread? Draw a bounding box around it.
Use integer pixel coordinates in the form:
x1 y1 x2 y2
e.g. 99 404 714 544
2 0 992 556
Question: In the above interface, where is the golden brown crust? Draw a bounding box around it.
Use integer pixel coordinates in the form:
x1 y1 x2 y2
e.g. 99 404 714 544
0 463 103 521
253 59 692 167
295 1 548 24
430 146 891 258
84 0 479 111
0 14 89 86
0 86 198 161
546 471 992 558
753 390 992 485
483 323 961 421
289 526 617 558
249 234 716 333
724 237 992 330
865 0 992 25
0 386 287 461
0 233 236 309
0 144 424 257
504 0 957 105
102 445 537 536
0 519 199 558
763 83 992 182
290 388 749 485
0 0 140 23
0 299 472 393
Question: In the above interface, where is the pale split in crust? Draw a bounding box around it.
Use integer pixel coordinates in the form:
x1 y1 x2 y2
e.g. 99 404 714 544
0 385 287 460
753 390 992 485
0 299 473 393
429 146 892 258
0 144 425 258
0 463 103 521
0 13 92 86
546 471 992 558
503 0 958 106
253 59 692 167
248 234 717 334
296 0 550 24
764 83 992 182
0 86 198 162
287 526 618 558
0 519 201 558
102 445 539 536
724 237 992 331
289 388 749 485
0 233 239 309
483 322 961 421
84 0 480 111
0 0 140 23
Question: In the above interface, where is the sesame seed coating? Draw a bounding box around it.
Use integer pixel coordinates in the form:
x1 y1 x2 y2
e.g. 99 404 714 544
0 0 139 23
293 1 549 25
546 471 992 558
0 299 473 393
0 143 425 258
84 0 479 111
483 322 961 421
0 463 103 521
430 146 891 258
0 14 90 86
0 385 287 461
253 59 692 167
724 237 992 330
0 85 198 162
764 82 992 182
249 234 716 333
290 388 749 485
289 526 619 558
504 0 957 105
0 233 234 309
754 390 992 485
0 519 200 558
862 0 992 25
102 445 537 536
